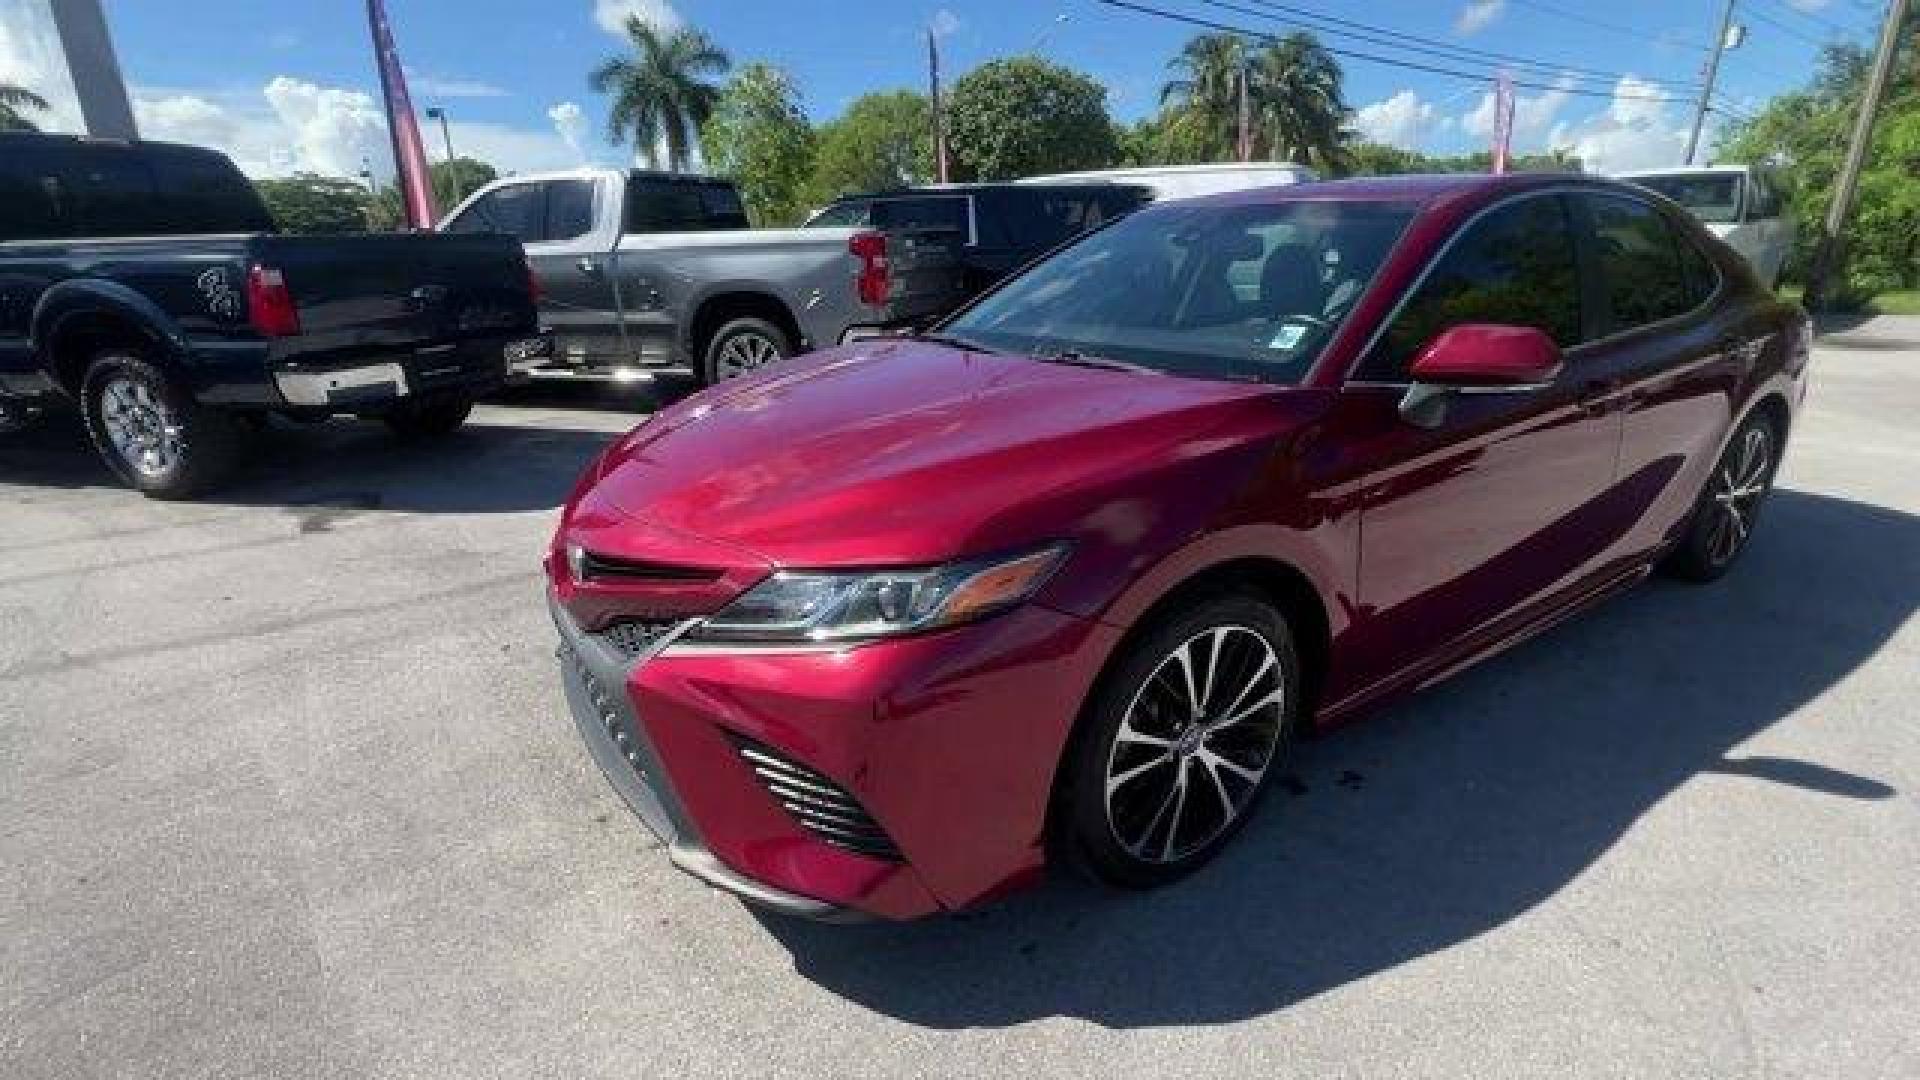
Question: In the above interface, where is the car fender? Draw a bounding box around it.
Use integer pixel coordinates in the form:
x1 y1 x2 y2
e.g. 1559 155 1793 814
32 277 192 381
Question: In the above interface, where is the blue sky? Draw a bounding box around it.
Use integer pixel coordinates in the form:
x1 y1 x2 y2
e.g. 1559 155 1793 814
1 0 1886 178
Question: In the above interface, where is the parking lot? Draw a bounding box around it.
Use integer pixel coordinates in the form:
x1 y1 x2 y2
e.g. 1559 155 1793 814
3 324 1916 1079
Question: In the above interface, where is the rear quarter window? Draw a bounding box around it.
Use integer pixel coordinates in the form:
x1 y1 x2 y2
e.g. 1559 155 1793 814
1585 194 1696 334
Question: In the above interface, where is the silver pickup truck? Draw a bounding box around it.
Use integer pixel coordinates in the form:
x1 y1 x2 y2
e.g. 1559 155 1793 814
443 169 963 384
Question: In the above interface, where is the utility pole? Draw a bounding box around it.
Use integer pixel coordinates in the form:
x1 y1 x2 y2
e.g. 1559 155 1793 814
1235 62 1253 162
1685 0 1740 166
48 0 137 139
928 29 950 184
1804 0 1912 311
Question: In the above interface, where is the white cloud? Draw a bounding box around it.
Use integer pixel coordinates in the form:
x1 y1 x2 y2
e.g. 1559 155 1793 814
1548 75 1699 173
929 8 962 38
1784 0 1832 10
0 0 85 133
1354 90 1449 150
548 100 589 163
407 70 509 99
1462 76 1575 145
1455 0 1506 35
593 0 682 38
262 77 390 178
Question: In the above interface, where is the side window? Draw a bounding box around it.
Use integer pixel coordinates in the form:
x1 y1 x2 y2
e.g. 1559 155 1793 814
544 178 596 243
807 201 870 229
1585 194 1694 334
68 157 160 237
0 165 67 241
1676 229 1721 307
444 190 499 234
1360 194 1580 380
152 154 275 234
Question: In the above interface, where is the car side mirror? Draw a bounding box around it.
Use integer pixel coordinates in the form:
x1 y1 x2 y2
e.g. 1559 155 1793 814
1398 324 1565 429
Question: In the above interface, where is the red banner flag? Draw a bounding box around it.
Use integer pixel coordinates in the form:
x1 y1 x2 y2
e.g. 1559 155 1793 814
367 0 438 230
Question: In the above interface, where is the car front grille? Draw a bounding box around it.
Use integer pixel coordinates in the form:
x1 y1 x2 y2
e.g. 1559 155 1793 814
734 739 901 861
596 619 682 660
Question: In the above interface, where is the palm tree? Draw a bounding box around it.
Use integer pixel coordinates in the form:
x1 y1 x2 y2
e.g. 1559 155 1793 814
589 18 730 173
1252 33 1351 172
0 82 50 133
1160 33 1247 160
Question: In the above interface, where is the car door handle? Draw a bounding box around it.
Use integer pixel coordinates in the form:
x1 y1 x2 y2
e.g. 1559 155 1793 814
576 257 603 276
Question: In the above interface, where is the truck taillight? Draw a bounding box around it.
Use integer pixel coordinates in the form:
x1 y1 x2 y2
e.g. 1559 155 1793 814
246 264 300 337
523 254 541 306
850 230 890 306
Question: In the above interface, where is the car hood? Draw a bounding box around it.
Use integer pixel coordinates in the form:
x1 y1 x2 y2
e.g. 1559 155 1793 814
583 341 1306 566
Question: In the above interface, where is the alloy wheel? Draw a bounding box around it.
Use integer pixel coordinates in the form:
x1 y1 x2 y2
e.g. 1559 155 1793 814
98 376 184 478
715 331 780 378
1104 625 1286 864
1705 423 1773 567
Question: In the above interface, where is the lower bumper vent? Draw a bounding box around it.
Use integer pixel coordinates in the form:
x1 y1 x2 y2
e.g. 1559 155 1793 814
596 619 681 660
734 739 901 861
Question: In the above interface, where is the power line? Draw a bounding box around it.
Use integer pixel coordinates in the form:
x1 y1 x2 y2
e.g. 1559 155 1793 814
1737 0 1846 47
1217 0 1702 93
1506 0 1712 51
1094 0 1702 104
1746 0 1878 38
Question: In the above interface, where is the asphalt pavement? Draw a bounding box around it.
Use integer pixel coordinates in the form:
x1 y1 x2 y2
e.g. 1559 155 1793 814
3 327 1916 1079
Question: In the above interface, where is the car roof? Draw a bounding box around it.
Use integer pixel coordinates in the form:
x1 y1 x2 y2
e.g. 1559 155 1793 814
827 182 1145 201
1185 171 1663 209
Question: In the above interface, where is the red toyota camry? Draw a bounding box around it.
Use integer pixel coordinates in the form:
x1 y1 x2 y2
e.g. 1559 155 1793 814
545 173 1810 921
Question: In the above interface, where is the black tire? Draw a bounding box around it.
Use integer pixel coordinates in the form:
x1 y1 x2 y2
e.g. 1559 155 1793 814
81 349 243 500
1061 590 1303 889
700 317 792 385
383 394 473 439
1662 411 1780 582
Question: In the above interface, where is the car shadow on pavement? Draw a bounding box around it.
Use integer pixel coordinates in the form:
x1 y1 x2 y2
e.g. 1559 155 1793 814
0 408 629 515
762 488 1913 1029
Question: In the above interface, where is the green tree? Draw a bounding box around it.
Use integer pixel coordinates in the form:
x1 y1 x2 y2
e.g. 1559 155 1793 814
701 63 816 225
944 56 1118 181
254 172 373 234
1160 32 1245 160
1 81 50 132
1252 33 1349 172
1341 142 1424 176
589 17 730 173
806 91 931 202
1718 29 1919 294
365 158 500 231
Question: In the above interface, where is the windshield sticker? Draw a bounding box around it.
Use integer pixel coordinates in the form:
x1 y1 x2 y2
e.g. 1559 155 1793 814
1268 323 1309 351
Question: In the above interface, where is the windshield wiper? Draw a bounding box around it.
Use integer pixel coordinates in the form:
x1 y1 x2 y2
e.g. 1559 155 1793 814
909 331 998 354
1035 350 1155 374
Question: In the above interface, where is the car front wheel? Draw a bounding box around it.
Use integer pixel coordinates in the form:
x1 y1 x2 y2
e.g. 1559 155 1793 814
1664 412 1779 581
1062 591 1302 888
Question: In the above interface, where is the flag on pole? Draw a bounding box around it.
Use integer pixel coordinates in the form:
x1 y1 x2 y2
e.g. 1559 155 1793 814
1490 71 1516 175
367 0 438 230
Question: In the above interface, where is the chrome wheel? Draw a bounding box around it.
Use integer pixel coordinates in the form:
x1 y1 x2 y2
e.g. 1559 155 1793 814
1104 625 1286 864
97 375 184 478
715 330 780 378
1705 423 1773 567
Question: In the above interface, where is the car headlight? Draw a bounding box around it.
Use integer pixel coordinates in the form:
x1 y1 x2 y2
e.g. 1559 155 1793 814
684 545 1069 645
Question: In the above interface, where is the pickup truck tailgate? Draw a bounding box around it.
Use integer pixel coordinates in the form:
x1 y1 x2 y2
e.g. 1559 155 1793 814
877 227 967 326
256 232 535 382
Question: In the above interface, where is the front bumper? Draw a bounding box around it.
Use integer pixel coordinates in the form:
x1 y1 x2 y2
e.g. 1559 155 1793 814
548 588 1119 920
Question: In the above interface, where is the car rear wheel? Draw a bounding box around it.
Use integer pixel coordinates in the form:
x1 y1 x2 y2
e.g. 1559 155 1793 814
1664 412 1778 581
1062 591 1301 888
81 350 243 500
701 317 791 385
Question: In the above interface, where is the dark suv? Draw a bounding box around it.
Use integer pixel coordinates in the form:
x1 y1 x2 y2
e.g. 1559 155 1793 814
806 183 1151 298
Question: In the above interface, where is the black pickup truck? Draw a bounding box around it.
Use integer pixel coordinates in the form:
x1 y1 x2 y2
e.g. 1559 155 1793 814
0 132 539 498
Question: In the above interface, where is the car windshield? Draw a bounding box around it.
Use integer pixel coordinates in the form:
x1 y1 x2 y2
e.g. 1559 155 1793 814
943 199 1415 384
1630 173 1743 223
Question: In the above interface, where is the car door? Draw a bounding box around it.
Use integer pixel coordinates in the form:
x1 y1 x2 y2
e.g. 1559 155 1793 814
1327 192 1625 700
1571 191 1753 565
526 178 627 366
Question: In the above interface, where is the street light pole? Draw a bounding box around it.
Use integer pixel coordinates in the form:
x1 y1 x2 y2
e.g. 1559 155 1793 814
1803 0 1913 311
1684 0 1739 166
424 106 458 201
